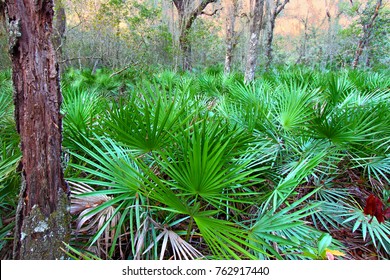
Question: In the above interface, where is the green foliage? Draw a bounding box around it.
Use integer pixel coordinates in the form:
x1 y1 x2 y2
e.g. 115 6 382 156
0 70 20 257
338 2 390 69
342 206 390 254
1 67 390 259
105 81 193 155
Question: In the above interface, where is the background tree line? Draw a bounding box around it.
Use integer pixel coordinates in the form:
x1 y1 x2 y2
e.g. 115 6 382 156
1 0 389 77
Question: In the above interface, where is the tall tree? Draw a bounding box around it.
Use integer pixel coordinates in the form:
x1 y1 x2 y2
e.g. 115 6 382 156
224 0 239 75
244 0 265 83
351 0 382 69
173 0 219 71
2 0 70 259
264 0 289 70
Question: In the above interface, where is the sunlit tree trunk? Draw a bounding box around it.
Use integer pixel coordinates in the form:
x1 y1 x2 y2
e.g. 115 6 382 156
3 0 70 259
173 0 219 71
244 0 265 83
224 0 239 75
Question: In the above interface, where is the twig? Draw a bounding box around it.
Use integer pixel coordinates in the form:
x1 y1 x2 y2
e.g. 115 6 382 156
109 62 139 78
201 7 223 17
58 56 102 64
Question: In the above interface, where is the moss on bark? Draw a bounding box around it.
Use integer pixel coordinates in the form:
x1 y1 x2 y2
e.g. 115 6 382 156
18 190 71 259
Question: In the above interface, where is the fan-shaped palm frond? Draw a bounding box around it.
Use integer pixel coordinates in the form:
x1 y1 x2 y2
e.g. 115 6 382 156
342 207 390 255
249 189 342 260
105 84 193 155
274 83 318 133
155 118 257 209
67 136 145 257
62 87 106 151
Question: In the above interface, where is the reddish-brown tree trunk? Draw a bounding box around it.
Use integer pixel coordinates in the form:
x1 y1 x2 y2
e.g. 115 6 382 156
3 0 70 259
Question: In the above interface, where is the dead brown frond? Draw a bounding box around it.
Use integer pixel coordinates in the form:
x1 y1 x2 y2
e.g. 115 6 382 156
69 181 121 257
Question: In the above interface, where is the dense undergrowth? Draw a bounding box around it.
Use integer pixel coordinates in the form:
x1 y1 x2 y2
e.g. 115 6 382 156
1 67 390 260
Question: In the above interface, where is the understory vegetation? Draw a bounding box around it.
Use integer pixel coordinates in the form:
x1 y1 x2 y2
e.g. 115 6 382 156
1 66 390 260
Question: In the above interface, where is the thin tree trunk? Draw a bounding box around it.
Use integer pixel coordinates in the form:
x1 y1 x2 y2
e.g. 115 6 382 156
265 0 289 70
296 13 309 65
352 0 382 69
325 0 333 67
244 0 265 83
53 0 66 70
3 0 70 259
224 0 238 75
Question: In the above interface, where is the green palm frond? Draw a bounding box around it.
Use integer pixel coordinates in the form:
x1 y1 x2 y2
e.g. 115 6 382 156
68 136 142 193
342 207 390 254
310 187 354 232
351 154 390 184
275 83 317 133
264 150 327 211
249 189 332 259
154 70 180 89
0 152 21 187
105 84 193 155
67 136 145 257
62 242 102 260
194 214 267 260
310 101 383 146
348 71 390 93
0 91 12 122
155 119 258 208
324 72 353 105
62 87 106 151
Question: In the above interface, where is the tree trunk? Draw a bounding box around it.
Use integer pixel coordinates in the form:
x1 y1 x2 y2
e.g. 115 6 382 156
3 0 70 259
173 0 218 71
224 0 238 75
53 0 66 65
265 0 289 70
244 0 265 83
296 13 309 65
351 0 382 69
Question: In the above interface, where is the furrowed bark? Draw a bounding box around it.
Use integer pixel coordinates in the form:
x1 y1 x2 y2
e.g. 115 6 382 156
3 0 70 260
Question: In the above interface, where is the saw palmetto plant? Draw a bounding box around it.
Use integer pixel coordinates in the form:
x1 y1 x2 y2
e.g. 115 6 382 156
1 67 389 260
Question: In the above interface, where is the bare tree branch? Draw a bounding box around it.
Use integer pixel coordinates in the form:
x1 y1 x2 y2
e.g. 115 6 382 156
109 63 140 78
58 56 102 64
276 0 289 17
201 7 223 17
